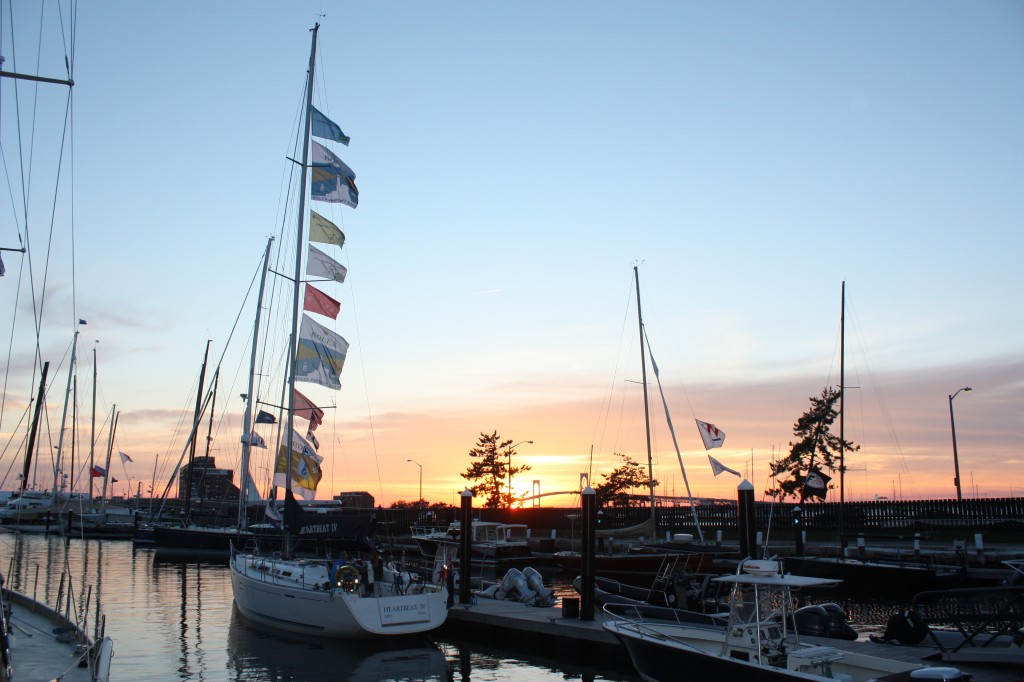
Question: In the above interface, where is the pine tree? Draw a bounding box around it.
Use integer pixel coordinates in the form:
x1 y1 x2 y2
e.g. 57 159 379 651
460 431 531 508
766 387 859 501
594 453 658 507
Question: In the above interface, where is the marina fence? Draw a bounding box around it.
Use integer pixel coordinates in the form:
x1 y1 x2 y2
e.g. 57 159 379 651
379 497 1024 539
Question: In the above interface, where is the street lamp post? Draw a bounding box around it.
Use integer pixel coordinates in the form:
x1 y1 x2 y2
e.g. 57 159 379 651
407 459 423 505
507 440 533 508
949 386 972 503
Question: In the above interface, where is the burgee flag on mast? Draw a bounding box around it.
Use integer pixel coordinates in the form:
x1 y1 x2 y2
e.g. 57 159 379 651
309 210 345 248
695 419 726 449
311 107 350 145
294 314 349 390
307 244 347 283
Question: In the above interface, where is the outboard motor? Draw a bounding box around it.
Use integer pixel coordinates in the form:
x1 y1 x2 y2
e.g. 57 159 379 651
523 567 555 606
499 568 536 603
819 603 858 640
792 603 857 641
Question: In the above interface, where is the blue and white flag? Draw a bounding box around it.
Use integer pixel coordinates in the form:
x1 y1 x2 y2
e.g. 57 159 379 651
242 431 267 449
265 500 282 528
294 313 349 390
311 141 358 208
312 107 350 145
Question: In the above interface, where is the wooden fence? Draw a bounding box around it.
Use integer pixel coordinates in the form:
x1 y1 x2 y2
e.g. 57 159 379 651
376 497 1024 538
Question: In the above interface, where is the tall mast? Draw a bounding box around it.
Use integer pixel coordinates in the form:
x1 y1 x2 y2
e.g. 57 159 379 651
634 266 656 522
91 347 97 500
52 330 80 503
238 237 274 530
839 281 846 548
283 23 320 557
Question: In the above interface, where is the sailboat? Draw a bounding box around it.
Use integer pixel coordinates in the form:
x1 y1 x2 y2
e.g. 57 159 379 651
783 283 964 597
228 24 448 638
555 266 722 587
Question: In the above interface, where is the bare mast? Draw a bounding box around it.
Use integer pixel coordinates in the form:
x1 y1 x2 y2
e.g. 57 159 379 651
237 237 274 530
634 266 656 523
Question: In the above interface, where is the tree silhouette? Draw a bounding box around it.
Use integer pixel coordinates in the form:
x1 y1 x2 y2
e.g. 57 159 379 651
766 387 858 501
594 453 657 507
460 431 532 508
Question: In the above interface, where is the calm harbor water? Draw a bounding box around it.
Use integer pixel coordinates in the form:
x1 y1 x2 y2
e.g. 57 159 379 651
1 533 640 681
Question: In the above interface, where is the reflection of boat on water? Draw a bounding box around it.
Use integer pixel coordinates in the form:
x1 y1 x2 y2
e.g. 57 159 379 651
226 608 450 681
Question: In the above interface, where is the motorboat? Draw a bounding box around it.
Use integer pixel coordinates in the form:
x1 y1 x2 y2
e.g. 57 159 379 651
604 559 970 681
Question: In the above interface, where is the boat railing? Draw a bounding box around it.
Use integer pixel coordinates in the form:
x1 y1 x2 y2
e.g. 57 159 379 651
602 601 728 628
2 559 111 671
910 584 1024 656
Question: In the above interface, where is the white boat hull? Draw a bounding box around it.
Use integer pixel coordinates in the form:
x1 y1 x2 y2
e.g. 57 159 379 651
230 553 449 638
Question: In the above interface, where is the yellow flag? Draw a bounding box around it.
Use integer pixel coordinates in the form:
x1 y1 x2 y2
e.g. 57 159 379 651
310 210 346 248
273 430 323 500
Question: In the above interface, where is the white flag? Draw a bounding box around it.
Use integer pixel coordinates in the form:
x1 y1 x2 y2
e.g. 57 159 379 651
708 454 741 477
242 432 267 449
119 451 133 464
695 419 725 450
307 244 347 283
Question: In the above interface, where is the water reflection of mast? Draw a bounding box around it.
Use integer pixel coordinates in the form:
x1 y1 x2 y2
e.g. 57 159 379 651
176 561 206 677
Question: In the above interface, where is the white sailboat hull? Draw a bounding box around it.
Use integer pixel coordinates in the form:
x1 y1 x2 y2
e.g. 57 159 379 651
230 552 449 638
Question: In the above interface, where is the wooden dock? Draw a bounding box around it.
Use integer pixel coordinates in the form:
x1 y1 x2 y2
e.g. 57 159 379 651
442 598 1022 682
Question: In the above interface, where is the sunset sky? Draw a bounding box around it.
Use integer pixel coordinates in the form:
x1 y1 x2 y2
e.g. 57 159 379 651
2 2 1021 508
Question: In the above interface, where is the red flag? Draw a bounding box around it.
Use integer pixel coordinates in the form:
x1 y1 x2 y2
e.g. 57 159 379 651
293 389 324 431
303 283 340 319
